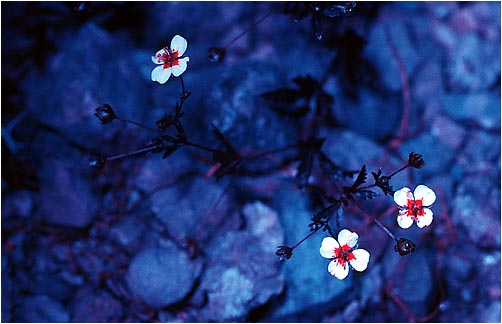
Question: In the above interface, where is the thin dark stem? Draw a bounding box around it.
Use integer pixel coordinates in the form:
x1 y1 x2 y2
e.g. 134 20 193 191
224 7 275 48
357 183 377 191
385 26 411 142
291 228 319 250
106 144 163 161
373 217 397 241
389 164 409 178
184 140 215 153
179 75 186 96
244 144 298 161
117 117 158 133
351 197 398 241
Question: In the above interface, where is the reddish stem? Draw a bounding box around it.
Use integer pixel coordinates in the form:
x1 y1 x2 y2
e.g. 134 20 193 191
385 27 412 150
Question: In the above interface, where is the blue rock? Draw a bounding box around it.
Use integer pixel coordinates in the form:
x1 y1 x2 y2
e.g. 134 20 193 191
22 22 153 150
30 274 75 301
333 87 402 141
453 176 500 248
39 159 97 228
384 248 435 318
322 129 392 171
266 189 352 321
109 218 146 249
183 61 298 151
364 20 421 92
242 201 284 251
150 177 237 241
398 131 456 178
14 295 70 322
199 203 285 321
441 93 501 130
71 289 123 322
126 242 203 309
444 33 500 92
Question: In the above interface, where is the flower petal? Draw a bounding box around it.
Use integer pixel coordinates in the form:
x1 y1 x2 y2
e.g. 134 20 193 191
171 57 189 77
320 237 339 259
152 49 166 64
328 260 349 280
416 208 433 228
350 249 370 272
151 65 163 81
414 185 436 206
394 187 412 207
152 66 171 84
338 229 358 248
397 210 414 229
171 35 187 56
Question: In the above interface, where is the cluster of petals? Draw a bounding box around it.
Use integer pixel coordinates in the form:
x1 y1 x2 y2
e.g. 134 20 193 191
320 229 370 280
151 35 189 84
393 185 436 229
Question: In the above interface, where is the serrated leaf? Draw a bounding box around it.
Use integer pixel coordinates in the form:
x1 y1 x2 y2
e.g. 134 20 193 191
352 164 367 189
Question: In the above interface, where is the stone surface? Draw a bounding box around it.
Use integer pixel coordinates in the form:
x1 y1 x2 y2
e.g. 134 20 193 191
2 1 500 322
452 175 500 248
38 159 97 228
126 243 204 309
441 93 501 130
322 129 392 172
266 189 353 321
398 131 456 178
364 19 421 92
187 61 298 151
444 33 500 92
198 201 284 321
149 177 237 241
333 86 402 142
109 218 146 249
22 22 152 148
71 289 123 322
14 295 70 322
242 200 284 251
30 273 75 301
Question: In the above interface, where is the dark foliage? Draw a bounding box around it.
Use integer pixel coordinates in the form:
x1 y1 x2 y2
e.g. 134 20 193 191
323 29 379 98
284 1 356 40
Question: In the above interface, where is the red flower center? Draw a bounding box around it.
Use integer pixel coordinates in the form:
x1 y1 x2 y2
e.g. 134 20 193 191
406 198 424 219
334 244 355 266
156 47 180 68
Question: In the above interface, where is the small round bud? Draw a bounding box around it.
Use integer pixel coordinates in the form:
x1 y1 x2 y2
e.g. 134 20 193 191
408 152 425 169
94 104 116 124
394 238 416 256
275 246 293 260
156 114 174 131
208 47 226 62
89 155 107 169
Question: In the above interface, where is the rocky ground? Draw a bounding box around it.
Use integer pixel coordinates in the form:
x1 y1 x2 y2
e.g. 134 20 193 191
2 2 500 322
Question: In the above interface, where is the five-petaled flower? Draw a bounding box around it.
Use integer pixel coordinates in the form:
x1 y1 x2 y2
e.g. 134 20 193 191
320 229 370 280
393 185 436 229
151 35 190 84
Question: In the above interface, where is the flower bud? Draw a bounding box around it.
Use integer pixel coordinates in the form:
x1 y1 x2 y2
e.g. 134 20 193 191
408 152 425 169
94 104 116 124
89 155 107 169
275 246 293 260
156 114 174 130
208 47 226 62
394 238 416 256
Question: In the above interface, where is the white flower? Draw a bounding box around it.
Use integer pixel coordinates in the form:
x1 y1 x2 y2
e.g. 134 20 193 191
393 185 436 229
151 35 190 84
320 229 370 280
